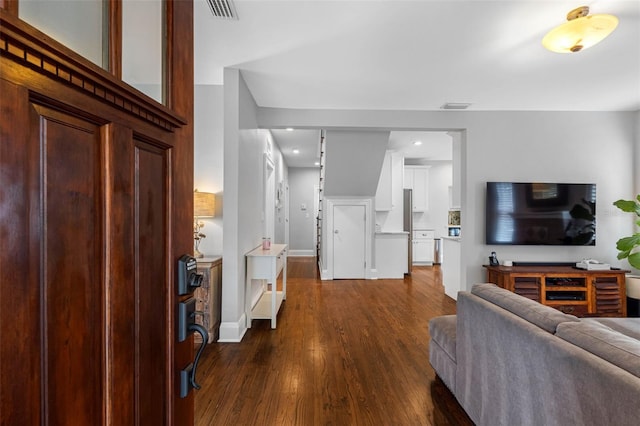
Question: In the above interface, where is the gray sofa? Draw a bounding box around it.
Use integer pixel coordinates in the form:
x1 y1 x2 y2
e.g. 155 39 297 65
429 283 640 426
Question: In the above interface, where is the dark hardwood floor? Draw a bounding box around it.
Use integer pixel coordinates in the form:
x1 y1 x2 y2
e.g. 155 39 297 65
195 257 473 425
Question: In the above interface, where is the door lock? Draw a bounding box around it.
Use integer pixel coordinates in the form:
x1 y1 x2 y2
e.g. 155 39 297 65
178 254 203 295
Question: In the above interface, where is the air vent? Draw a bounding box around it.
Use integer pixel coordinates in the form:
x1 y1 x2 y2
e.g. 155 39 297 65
207 0 238 20
441 103 471 110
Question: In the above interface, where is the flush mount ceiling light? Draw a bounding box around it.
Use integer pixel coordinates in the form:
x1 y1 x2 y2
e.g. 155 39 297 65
542 6 618 53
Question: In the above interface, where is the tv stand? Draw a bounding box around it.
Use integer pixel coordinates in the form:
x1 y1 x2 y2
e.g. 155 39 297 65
484 265 628 317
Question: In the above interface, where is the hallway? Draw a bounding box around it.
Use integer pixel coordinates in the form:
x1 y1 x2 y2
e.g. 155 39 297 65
195 257 472 425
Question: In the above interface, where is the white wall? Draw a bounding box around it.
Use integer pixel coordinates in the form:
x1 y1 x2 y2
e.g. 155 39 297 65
324 130 389 196
288 168 320 255
194 85 224 256
219 70 288 341
258 108 639 289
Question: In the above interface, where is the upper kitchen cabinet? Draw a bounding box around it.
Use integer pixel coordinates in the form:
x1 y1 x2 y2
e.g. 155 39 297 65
404 166 429 212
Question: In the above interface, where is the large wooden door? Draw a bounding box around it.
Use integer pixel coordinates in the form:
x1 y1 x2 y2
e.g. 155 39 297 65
0 3 194 424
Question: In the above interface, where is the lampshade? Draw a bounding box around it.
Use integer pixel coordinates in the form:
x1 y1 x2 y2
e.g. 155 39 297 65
194 191 215 217
542 6 618 53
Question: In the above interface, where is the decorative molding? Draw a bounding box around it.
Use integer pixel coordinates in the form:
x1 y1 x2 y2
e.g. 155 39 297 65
0 10 186 132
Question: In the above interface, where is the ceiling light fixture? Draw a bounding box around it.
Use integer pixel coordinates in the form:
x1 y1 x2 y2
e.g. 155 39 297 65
441 103 471 110
413 141 423 146
542 6 618 53
292 149 300 154
286 128 294 131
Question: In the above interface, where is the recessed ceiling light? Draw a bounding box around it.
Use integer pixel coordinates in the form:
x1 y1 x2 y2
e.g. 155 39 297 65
413 141 423 146
441 102 471 110
286 128 294 131
314 161 320 166
292 149 300 154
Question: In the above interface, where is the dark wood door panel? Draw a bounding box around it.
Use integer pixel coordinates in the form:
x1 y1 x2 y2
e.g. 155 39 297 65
103 123 137 425
36 103 105 424
0 78 43 426
135 140 169 424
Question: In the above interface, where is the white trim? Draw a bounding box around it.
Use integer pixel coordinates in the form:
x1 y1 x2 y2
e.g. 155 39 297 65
217 314 248 343
318 256 330 280
288 250 315 257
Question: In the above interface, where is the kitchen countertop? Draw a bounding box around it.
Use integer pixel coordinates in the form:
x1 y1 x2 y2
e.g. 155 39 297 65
375 231 409 235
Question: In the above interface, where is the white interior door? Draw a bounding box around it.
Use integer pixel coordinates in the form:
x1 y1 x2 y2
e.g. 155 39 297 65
333 205 366 279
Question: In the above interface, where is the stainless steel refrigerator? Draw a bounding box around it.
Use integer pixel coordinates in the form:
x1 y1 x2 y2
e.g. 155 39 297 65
403 189 413 274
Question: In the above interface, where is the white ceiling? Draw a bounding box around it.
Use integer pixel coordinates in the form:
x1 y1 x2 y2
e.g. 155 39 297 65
194 0 640 166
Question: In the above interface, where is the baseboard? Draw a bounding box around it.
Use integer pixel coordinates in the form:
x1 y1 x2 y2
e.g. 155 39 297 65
318 258 331 280
288 249 315 257
217 314 247 343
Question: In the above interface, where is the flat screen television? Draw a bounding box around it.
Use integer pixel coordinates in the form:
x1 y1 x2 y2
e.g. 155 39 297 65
485 182 596 246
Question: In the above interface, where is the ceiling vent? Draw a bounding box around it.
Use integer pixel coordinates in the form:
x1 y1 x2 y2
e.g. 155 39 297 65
441 103 471 110
206 0 238 20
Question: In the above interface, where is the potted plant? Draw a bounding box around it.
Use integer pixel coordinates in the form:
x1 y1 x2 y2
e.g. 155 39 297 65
614 195 640 316
613 195 640 270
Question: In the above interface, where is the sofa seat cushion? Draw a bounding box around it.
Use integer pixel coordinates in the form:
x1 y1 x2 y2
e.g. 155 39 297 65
429 315 457 392
585 317 640 340
429 315 457 361
471 283 579 333
556 320 640 377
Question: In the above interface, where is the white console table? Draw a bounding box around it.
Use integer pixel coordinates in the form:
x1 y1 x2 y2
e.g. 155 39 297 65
245 244 287 328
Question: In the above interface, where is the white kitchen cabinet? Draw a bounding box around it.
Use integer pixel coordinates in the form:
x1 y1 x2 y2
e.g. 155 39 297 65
375 232 408 278
413 230 434 264
404 166 429 212
375 152 393 211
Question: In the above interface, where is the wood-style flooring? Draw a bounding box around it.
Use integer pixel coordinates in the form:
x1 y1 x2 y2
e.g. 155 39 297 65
195 257 473 425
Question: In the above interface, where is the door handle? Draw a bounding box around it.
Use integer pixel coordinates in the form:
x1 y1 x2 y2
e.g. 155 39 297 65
177 297 209 398
180 323 208 397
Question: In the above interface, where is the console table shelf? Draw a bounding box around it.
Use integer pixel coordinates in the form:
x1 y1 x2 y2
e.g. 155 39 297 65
245 244 287 329
484 265 629 317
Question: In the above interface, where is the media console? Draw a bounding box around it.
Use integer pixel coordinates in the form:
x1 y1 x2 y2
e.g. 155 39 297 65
484 265 629 317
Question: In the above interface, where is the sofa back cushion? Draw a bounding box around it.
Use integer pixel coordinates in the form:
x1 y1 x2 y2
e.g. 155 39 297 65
471 283 579 333
584 318 640 341
556 320 640 378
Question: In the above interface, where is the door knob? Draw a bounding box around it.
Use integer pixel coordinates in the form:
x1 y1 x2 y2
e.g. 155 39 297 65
334 230 339 234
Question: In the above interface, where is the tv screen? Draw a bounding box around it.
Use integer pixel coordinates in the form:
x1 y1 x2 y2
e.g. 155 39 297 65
486 182 596 245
